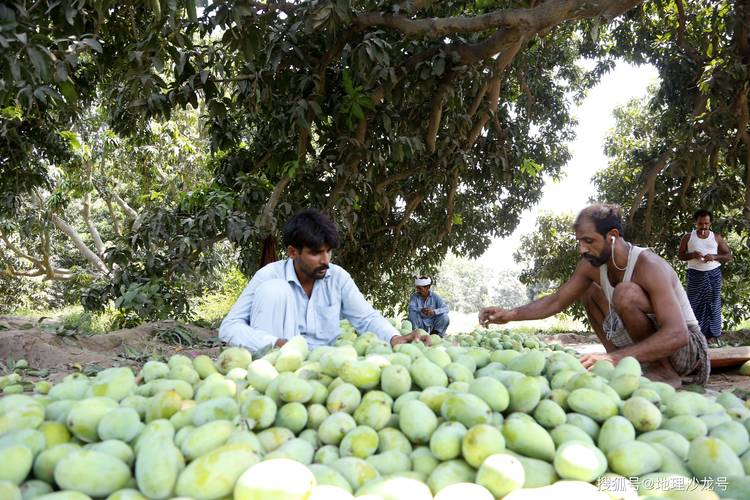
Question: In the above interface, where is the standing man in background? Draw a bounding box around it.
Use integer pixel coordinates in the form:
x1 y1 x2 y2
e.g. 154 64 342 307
678 209 732 345
408 276 450 337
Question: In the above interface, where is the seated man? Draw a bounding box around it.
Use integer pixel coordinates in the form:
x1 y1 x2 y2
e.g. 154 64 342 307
219 208 427 352
479 203 709 387
408 276 450 337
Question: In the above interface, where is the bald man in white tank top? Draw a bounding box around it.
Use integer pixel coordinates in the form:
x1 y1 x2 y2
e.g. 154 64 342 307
480 204 709 388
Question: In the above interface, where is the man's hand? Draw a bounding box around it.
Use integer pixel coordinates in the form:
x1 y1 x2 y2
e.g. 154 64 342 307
390 331 431 347
421 307 435 317
478 307 514 327
274 338 288 348
703 254 715 262
579 352 620 370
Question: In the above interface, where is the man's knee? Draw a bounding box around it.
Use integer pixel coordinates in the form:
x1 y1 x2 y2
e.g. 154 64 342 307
612 282 651 314
434 314 449 328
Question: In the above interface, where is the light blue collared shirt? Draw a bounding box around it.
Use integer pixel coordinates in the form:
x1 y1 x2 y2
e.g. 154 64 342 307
219 259 398 351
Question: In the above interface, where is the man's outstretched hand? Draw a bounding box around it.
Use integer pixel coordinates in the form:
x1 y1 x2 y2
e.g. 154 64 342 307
391 330 432 347
478 306 514 327
579 352 620 369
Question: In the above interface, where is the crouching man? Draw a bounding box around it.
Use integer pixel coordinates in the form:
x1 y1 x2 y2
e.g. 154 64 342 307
479 204 709 387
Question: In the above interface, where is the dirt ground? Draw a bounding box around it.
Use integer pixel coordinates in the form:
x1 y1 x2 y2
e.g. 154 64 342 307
0 316 222 382
1 317 748 395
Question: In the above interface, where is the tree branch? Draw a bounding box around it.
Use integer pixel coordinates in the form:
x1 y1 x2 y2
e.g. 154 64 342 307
629 152 670 235
354 0 644 38
0 231 44 267
258 175 293 233
104 195 122 237
82 191 106 255
326 117 369 210
465 40 523 150
425 72 456 153
436 169 460 242
50 214 109 274
111 191 139 219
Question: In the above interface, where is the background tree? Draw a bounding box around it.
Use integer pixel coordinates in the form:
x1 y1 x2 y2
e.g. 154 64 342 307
2 0 660 319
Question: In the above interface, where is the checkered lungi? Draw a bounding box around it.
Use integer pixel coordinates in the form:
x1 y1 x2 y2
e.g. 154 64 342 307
603 311 710 385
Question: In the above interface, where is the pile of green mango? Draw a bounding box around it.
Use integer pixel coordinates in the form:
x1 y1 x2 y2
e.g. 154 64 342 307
1 320 750 499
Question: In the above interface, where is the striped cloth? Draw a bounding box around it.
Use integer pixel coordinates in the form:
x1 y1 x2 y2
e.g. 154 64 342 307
603 311 710 385
687 267 723 339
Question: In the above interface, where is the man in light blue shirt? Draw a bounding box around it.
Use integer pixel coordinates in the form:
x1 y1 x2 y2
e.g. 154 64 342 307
219 209 428 352
408 276 450 337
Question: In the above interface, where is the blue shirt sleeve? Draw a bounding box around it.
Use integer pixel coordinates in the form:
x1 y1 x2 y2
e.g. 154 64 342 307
431 293 449 315
339 271 398 344
218 275 280 352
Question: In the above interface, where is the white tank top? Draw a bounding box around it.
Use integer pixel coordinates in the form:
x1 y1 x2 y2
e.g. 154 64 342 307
599 245 698 327
687 230 721 271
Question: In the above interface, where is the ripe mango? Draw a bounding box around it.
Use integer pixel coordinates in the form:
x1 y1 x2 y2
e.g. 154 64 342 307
468 377 509 413
0 395 45 434
95 407 143 443
597 415 635 454
0 444 32 484
330 456 380 491
440 392 491 427
378 428 413 455
553 440 607 482
502 414 555 462
687 436 744 479
429 421 467 461
340 426 379 459
476 453 525 498
67 397 119 442
326 383 361 414
55 450 131 497
274 402 307 433
507 376 541 414
32 443 80 483
234 458 315 500
399 400 438 445
462 424 506 468
607 441 662 477
426 459 475 494
567 388 617 422
308 464 352 492
319 412 357 446
622 396 662 432
365 450 411 476
410 357 448 390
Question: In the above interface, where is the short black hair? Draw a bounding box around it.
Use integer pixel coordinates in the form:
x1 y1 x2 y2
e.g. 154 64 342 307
693 209 712 221
574 203 624 237
283 208 341 251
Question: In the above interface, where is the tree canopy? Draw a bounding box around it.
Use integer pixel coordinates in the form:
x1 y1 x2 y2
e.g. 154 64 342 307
7 0 749 322
515 0 750 327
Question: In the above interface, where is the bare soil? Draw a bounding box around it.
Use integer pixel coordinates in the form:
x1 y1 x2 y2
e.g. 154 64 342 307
0 316 221 382
1 318 748 394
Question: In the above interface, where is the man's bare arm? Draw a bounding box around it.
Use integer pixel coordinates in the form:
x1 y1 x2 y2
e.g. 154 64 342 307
707 234 732 263
480 260 594 325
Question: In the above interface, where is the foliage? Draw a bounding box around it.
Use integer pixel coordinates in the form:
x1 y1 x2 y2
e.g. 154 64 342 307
0 0 648 319
513 212 586 321
435 253 527 313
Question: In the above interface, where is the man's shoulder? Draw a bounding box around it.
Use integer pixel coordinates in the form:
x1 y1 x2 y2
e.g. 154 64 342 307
254 259 289 280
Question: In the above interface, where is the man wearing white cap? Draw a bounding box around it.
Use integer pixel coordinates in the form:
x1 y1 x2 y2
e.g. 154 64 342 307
408 276 450 337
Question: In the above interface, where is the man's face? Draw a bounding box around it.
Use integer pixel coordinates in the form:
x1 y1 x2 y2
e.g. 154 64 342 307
695 215 712 237
416 285 430 298
289 245 332 281
575 220 611 267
